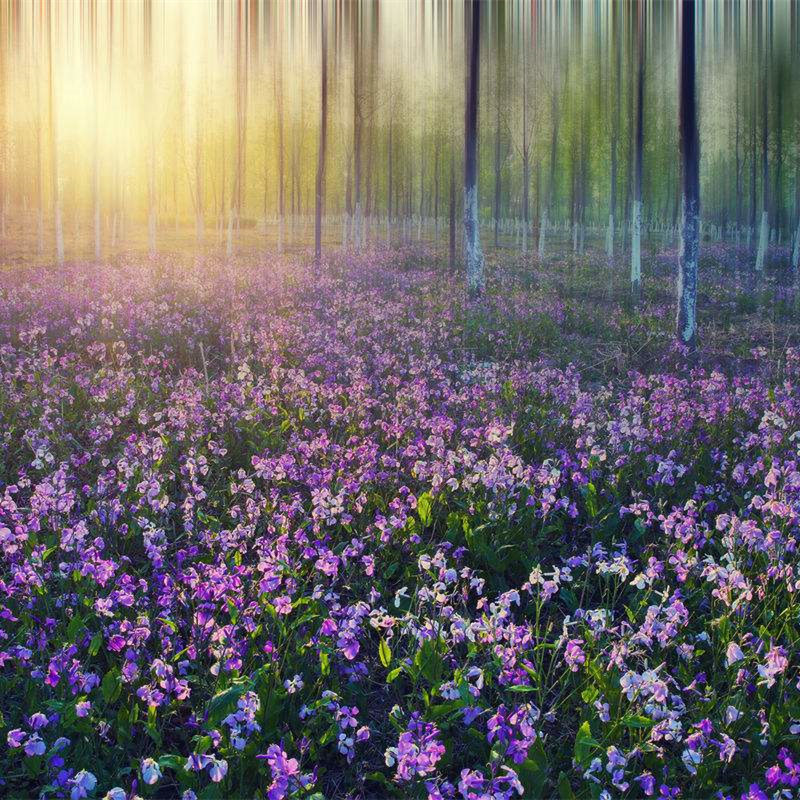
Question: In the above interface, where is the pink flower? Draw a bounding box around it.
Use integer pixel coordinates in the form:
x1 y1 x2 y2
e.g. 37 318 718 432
274 596 292 615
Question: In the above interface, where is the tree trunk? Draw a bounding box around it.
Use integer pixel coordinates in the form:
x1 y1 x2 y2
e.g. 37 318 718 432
48 6 64 266
352 6 363 251
676 0 700 352
607 5 621 262
275 29 285 254
449 152 456 271
631 0 645 306
314 8 328 266
463 0 484 298
195 114 204 247
522 151 529 255
755 53 769 276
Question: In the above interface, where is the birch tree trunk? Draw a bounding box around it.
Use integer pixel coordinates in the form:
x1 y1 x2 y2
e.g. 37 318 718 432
449 153 456 271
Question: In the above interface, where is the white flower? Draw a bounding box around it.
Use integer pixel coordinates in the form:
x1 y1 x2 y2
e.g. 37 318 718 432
394 586 410 607
681 748 702 775
725 641 745 666
725 705 742 724
104 790 126 800
284 674 304 694
141 758 162 785
208 757 228 783
70 770 97 800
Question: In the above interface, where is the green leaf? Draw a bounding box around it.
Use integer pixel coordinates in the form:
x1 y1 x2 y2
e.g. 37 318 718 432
158 754 185 772
386 666 404 684
88 632 103 657
517 751 547 796
581 685 599 705
559 587 579 613
417 492 433 528
101 669 122 704
319 722 338 746
621 714 654 729
379 638 392 668
558 772 577 799
574 720 600 767
226 597 239 623
414 638 444 685
207 682 249 724
67 614 85 643
584 483 599 518
319 649 330 676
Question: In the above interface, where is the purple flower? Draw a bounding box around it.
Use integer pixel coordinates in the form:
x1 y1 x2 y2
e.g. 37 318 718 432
24 734 46 757
257 744 312 800
385 714 446 781
7 729 26 748
564 639 586 672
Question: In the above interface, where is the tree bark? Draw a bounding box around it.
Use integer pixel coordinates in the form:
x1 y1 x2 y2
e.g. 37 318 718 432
48 4 64 265
676 0 700 352
631 0 645 306
464 0 484 297
314 8 328 266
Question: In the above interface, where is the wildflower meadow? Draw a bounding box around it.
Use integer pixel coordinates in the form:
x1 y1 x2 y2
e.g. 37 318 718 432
2 247 800 799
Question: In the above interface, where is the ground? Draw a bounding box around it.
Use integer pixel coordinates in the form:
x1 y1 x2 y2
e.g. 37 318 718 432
1 243 800 800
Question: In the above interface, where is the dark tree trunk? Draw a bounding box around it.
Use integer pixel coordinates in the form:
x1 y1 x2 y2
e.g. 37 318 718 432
314 7 327 265
631 0 645 306
464 0 483 297
676 0 700 352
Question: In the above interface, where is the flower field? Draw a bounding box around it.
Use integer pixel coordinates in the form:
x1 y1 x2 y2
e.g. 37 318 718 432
2 248 800 799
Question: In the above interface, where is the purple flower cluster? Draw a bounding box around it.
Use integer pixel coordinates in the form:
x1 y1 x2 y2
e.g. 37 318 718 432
385 713 446 781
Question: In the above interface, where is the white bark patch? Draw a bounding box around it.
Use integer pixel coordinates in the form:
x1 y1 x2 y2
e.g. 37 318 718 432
791 218 800 274
538 210 547 260
755 209 768 273
463 184 484 295
631 200 642 287
606 213 614 259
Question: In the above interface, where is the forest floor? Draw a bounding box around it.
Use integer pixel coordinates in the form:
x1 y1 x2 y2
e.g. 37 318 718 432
1 243 800 800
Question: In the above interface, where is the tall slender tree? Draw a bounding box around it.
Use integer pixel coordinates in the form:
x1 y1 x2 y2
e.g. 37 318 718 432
676 0 700 352
145 0 156 257
754 21 769 276
275 10 285 253
792 141 800 285
464 0 483 297
352 2 363 250
227 0 247 260
631 0 645 305
92 1 101 261
48 2 64 265
607 5 621 261
314 4 328 266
